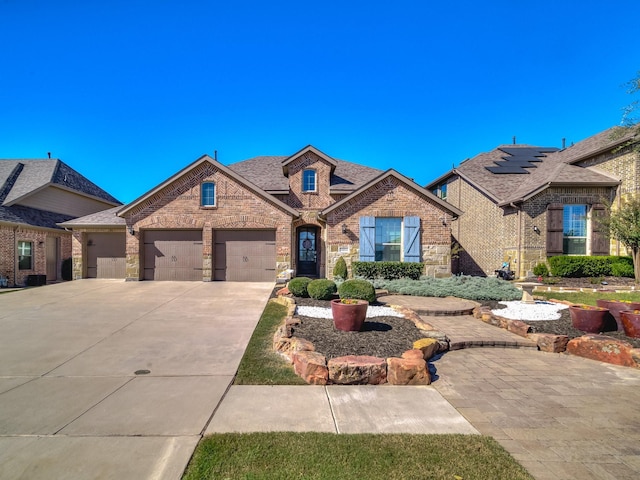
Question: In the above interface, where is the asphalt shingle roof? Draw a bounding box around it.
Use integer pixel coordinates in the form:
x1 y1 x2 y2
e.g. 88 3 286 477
227 155 383 193
58 206 126 227
444 127 633 205
0 159 120 205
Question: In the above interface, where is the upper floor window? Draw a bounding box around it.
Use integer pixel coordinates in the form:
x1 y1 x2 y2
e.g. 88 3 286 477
201 182 216 207
432 182 447 199
302 169 317 192
563 205 587 254
18 241 32 270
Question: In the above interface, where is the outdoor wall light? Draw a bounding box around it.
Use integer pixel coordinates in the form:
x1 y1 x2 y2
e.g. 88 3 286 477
128 226 135 236
342 224 348 234
533 226 540 234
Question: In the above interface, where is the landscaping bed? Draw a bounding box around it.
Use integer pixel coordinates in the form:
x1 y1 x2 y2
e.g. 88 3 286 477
293 296 426 359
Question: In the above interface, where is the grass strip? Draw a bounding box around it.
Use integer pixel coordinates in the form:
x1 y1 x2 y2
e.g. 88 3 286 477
183 432 533 480
537 290 640 306
234 299 306 385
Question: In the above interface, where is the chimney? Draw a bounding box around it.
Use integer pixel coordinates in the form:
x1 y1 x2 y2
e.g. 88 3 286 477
562 138 566 149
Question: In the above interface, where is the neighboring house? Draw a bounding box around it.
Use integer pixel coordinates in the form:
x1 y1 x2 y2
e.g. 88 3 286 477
426 127 638 278
62 145 461 282
0 159 121 286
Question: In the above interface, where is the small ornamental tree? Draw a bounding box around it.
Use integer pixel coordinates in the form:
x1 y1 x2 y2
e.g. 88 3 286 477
600 197 640 283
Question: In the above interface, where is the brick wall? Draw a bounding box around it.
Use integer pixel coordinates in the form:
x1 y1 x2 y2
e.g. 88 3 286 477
447 175 518 276
0 224 71 286
324 175 453 278
122 161 294 280
285 151 335 210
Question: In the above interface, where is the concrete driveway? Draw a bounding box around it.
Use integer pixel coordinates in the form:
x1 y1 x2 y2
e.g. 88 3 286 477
0 280 274 479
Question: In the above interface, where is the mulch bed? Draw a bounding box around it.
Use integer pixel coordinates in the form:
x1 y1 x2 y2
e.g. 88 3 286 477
290 296 426 360
272 276 640 359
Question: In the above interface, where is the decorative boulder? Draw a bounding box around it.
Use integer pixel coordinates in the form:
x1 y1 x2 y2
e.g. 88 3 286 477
387 356 431 385
328 355 387 385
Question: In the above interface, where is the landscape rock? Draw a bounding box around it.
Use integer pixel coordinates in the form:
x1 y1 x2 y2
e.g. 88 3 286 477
416 330 449 353
274 336 315 363
412 338 439 359
401 349 425 360
506 319 531 338
566 335 637 367
387 356 431 385
528 333 569 353
293 351 328 385
328 355 387 385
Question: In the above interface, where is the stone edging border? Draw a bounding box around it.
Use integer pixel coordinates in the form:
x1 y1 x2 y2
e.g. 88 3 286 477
475 301 640 369
269 296 449 385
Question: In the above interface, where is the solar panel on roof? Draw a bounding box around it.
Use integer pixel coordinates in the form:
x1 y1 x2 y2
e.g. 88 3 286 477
486 146 559 174
486 166 532 174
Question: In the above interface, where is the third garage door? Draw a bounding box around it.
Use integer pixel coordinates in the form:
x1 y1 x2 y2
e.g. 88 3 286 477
214 230 276 282
144 230 203 281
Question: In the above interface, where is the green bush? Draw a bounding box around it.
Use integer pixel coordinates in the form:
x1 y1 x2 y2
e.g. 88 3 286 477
352 261 424 280
307 279 337 300
288 277 311 297
532 263 549 277
338 279 377 303
372 275 522 301
61 257 72 281
548 255 633 277
333 256 348 280
611 261 635 277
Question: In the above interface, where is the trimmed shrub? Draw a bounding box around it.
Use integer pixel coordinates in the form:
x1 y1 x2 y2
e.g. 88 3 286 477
338 279 376 303
288 277 311 297
333 256 348 280
61 257 72 281
612 261 635 278
307 279 337 300
372 275 522 301
352 261 424 280
532 263 549 277
548 255 633 278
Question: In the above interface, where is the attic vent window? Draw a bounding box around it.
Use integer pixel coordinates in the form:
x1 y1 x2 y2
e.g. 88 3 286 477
302 169 317 192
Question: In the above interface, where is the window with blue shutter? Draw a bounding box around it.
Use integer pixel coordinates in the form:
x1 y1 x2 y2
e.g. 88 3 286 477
359 216 375 261
403 216 420 262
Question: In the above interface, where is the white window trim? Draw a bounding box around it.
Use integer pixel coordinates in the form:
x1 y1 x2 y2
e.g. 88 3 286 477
302 169 317 193
201 182 216 207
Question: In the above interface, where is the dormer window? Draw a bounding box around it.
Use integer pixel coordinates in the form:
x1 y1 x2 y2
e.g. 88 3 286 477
302 169 317 192
201 182 216 207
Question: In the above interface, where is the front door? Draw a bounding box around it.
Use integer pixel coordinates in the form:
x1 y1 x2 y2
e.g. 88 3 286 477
297 226 318 276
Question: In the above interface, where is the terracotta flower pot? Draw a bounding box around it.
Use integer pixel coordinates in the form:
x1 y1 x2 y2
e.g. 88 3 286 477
331 299 368 332
620 310 640 338
569 305 609 333
596 300 640 331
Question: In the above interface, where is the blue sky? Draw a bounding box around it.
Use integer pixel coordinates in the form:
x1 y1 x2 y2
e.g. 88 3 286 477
1 0 638 203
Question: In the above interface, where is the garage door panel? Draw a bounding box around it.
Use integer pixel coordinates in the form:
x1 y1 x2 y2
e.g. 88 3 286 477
143 230 203 281
87 233 126 279
214 230 276 282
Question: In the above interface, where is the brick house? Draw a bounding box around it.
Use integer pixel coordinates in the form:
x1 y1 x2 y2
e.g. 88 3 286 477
62 145 461 281
0 159 121 287
425 127 639 278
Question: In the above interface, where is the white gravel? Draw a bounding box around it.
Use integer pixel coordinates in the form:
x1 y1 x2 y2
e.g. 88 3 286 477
295 305 404 319
492 301 568 321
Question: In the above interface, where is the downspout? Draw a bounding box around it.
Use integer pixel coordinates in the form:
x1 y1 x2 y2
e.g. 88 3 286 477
13 226 18 287
510 203 522 279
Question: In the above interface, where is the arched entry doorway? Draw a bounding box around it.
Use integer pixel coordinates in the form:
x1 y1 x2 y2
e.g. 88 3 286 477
297 226 319 276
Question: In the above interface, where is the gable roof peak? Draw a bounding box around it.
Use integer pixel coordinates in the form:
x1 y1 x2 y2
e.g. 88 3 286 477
282 145 337 176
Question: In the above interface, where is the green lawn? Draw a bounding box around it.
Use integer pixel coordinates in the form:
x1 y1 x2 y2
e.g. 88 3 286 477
536 290 640 305
183 433 533 480
234 299 306 385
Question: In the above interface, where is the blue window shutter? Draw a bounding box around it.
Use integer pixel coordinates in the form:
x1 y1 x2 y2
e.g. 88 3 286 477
403 216 420 262
359 216 375 261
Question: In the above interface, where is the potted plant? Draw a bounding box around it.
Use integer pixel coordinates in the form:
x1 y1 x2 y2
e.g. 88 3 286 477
620 309 640 338
596 299 640 331
568 304 610 333
330 298 369 331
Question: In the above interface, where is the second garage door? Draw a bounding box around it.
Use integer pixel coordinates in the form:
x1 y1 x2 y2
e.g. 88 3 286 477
214 230 276 282
87 232 126 279
144 230 203 281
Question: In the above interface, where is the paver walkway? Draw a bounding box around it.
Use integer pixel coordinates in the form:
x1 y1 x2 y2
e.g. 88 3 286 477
378 294 640 480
